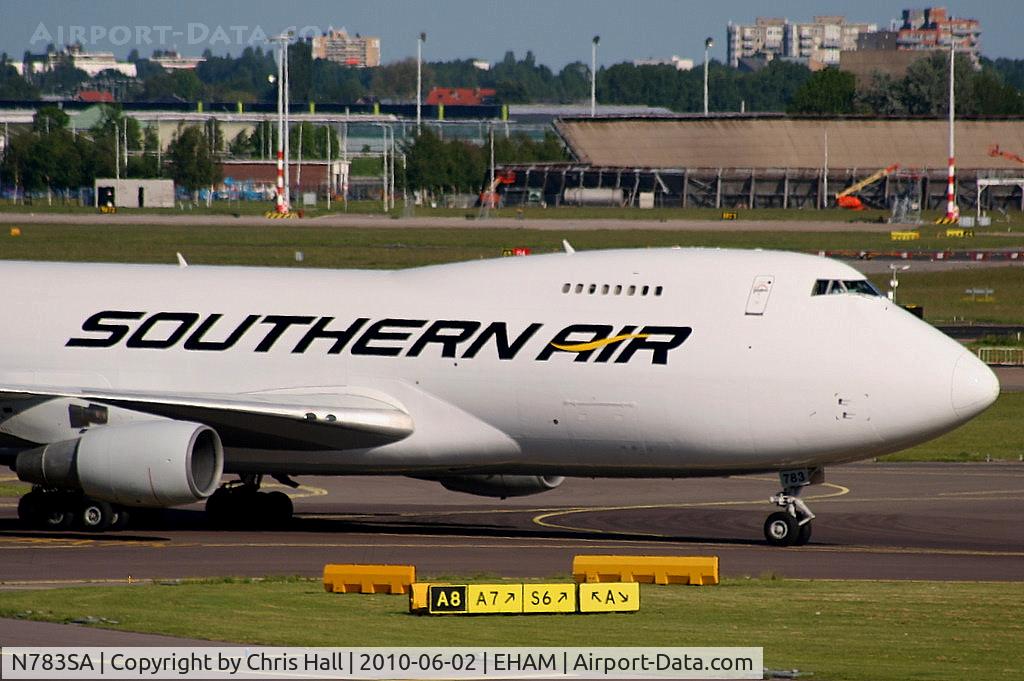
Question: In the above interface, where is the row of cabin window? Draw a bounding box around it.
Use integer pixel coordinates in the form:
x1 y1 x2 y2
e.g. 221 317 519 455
562 282 664 297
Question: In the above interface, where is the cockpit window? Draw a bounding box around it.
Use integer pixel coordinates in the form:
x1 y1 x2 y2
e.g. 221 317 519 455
843 280 883 296
812 279 882 297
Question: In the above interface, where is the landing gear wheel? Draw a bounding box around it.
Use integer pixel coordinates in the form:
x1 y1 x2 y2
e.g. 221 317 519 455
794 521 812 546
79 499 114 532
206 476 298 529
767 470 821 547
17 492 41 525
764 511 799 547
109 507 130 531
205 488 233 527
41 498 75 531
262 491 294 527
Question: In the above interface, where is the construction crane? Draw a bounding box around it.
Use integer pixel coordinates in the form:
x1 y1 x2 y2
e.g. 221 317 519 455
480 169 517 208
836 164 900 210
988 143 1024 165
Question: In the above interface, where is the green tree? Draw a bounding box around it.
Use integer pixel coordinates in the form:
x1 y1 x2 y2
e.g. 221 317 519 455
404 128 486 194
31 105 69 132
193 46 276 102
856 72 905 115
988 57 1024 91
493 132 567 164
33 63 90 96
138 69 204 101
288 123 339 159
311 59 369 102
287 41 313 102
556 62 590 102
89 106 144 179
0 131 32 196
370 59 419 100
2 108 86 202
0 55 39 99
788 68 856 114
167 125 221 194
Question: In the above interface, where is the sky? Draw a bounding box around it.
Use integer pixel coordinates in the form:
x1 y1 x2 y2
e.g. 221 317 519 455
0 0 1020 68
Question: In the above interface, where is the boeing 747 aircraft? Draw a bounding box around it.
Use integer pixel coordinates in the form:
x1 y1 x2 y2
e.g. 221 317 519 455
0 248 999 545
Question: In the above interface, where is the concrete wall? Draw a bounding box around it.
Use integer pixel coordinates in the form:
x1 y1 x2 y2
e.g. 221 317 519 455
94 179 175 208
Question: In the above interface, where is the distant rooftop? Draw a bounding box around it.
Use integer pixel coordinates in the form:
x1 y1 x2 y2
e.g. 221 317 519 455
508 104 673 122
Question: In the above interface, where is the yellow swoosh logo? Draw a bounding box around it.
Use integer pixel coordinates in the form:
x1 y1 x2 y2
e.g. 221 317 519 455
551 334 650 352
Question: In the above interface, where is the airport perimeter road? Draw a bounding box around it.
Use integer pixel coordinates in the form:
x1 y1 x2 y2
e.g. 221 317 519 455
0 211 920 232
995 368 1024 391
1 463 1022 588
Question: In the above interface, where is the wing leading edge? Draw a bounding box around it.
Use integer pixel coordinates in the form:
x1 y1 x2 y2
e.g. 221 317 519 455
0 386 414 451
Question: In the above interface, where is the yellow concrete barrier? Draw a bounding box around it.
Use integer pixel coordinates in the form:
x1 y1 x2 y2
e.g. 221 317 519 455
890 230 920 241
572 555 719 586
409 582 432 612
578 582 640 613
322 564 415 595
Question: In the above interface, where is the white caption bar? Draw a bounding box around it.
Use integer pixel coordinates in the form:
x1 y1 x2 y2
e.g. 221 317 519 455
0 647 762 679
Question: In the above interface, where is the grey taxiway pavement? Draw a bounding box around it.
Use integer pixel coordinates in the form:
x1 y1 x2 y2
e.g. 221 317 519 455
1 463 1022 645
2 463 1021 584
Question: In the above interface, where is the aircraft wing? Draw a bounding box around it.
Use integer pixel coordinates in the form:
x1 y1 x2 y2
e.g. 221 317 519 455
0 385 414 451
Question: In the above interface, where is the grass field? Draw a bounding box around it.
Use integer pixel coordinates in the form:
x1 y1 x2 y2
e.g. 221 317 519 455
881 392 1023 461
874 267 1024 324
1 222 1022 263
0 478 29 498
0 577 1019 681
3 222 1023 322
4 199 1024 228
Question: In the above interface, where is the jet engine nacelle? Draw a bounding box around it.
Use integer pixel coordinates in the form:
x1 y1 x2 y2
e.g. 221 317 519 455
436 474 565 498
16 420 223 507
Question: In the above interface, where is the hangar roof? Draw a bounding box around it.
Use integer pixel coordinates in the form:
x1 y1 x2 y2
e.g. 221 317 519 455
555 116 1024 170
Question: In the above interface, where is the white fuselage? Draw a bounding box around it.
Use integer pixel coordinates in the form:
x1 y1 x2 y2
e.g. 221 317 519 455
0 248 999 478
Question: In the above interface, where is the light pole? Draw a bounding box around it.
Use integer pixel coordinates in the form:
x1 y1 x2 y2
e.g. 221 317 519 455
374 124 391 213
888 264 910 303
417 32 426 135
283 34 291 209
703 37 714 116
590 35 600 117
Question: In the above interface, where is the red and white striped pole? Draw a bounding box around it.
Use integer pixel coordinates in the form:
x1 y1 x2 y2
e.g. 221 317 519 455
275 149 285 213
945 37 958 221
273 33 288 214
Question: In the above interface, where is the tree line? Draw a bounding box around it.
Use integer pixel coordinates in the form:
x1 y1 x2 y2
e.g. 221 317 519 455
404 129 567 195
4 47 1023 116
0 105 224 198
0 103 567 199
789 52 1024 115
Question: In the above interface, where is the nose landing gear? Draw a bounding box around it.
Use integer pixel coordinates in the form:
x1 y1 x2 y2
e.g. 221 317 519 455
763 468 821 547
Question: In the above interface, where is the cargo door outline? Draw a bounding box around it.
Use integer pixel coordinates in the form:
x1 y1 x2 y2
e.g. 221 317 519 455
745 275 775 315
564 401 645 455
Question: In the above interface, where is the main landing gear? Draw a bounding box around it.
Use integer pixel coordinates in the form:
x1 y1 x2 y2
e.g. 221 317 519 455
18 488 130 532
763 468 822 547
205 474 295 528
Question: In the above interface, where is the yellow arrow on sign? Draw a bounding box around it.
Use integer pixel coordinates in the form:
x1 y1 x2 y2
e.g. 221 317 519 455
578 582 640 613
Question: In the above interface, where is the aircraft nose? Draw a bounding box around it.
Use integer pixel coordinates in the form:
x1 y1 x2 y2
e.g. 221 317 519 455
951 351 1000 419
